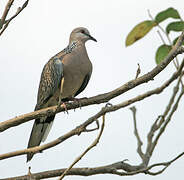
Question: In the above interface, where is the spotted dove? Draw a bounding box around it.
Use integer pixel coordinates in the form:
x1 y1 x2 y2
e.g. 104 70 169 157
27 27 97 162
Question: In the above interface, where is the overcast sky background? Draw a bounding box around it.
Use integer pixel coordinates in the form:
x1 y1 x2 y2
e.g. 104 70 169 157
1 0 184 179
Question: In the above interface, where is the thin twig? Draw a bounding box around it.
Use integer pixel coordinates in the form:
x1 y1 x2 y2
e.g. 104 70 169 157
1 0 14 27
135 63 141 79
129 106 144 160
150 86 184 155
146 151 184 175
58 114 106 180
0 0 29 36
157 30 167 45
146 73 181 157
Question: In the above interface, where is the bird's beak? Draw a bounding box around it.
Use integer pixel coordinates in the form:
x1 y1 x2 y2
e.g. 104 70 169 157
88 34 97 42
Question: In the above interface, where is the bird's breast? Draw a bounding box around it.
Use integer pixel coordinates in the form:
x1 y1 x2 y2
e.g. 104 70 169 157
61 51 92 99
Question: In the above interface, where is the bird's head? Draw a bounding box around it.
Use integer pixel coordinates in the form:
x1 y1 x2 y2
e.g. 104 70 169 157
69 27 97 43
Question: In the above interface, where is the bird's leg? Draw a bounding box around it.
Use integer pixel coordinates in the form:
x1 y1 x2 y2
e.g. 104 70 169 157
57 98 68 114
56 77 69 114
68 97 88 109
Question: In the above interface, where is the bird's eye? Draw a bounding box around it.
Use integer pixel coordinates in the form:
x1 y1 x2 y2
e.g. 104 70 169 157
81 30 85 34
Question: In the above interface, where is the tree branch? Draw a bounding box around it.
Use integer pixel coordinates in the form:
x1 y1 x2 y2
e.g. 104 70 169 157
59 114 106 180
0 0 14 27
1 32 184 132
3 151 184 180
151 85 184 155
0 0 30 36
146 151 184 175
0 118 99 161
146 73 181 159
129 106 144 160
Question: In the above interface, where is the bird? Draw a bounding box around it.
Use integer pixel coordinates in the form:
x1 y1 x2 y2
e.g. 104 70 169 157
27 27 97 162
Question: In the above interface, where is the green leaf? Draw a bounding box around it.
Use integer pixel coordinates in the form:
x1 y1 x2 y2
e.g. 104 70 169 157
125 20 156 46
155 45 172 64
155 7 181 23
166 21 184 34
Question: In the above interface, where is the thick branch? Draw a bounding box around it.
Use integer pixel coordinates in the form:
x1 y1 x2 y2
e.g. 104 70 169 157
1 33 184 132
3 151 184 180
0 161 142 180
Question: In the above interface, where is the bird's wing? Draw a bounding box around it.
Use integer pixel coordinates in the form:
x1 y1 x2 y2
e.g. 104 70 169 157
27 56 63 162
35 56 64 110
74 73 91 97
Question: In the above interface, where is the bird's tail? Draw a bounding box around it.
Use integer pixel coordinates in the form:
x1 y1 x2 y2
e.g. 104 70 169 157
27 115 55 162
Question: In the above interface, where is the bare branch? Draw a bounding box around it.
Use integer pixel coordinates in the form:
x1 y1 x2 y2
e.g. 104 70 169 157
151 85 184 154
0 0 30 36
129 106 144 160
146 151 184 175
1 0 14 27
146 74 181 157
59 114 106 180
4 151 184 179
0 119 99 160
0 161 141 179
157 30 167 45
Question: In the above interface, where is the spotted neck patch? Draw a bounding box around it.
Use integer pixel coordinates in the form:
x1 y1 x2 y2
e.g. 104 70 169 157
64 41 77 54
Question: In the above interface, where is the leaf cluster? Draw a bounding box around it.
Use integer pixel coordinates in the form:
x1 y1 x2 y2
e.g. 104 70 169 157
126 8 184 64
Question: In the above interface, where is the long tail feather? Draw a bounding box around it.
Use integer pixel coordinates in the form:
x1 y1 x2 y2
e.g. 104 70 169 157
27 115 55 162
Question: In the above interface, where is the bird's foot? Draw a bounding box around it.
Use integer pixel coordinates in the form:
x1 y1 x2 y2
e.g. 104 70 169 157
62 102 69 114
69 97 87 109
56 101 69 114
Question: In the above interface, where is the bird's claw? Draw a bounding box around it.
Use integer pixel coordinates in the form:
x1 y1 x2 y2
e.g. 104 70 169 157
70 97 87 109
56 101 69 114
62 102 69 114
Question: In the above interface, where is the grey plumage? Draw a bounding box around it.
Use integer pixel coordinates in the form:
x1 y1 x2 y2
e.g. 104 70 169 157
27 27 97 162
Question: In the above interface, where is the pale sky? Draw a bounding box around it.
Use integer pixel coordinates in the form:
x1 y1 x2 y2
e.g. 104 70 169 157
1 0 184 179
